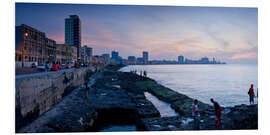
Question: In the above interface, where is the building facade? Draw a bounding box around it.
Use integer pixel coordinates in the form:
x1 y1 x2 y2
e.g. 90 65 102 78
65 15 81 59
81 45 93 64
70 46 77 63
178 55 184 64
56 44 68 64
111 51 119 60
142 51 149 64
15 24 56 67
45 38 56 64
101 53 110 64
128 56 136 64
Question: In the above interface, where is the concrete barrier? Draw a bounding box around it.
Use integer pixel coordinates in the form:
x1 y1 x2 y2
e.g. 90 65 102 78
15 67 94 130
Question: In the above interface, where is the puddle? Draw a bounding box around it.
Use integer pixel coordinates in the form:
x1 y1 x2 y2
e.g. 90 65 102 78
144 92 178 117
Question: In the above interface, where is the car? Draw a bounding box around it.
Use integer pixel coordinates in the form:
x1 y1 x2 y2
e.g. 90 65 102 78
65 63 74 69
75 63 80 68
31 62 37 68
59 64 65 70
45 64 52 70
51 64 59 71
37 64 46 71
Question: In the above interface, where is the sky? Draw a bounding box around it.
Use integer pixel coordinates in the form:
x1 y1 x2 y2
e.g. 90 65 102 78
16 3 258 64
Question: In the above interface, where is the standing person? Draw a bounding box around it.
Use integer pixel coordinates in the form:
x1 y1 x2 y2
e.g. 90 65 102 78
248 84 255 105
143 70 147 77
210 98 222 128
192 99 200 130
85 80 90 99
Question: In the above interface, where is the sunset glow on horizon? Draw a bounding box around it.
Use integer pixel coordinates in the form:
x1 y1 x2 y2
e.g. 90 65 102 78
16 3 258 64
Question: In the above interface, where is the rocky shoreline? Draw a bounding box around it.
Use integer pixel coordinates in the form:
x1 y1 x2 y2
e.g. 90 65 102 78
18 64 258 133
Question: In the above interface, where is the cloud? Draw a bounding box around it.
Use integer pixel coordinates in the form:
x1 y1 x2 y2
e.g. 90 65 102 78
230 52 257 60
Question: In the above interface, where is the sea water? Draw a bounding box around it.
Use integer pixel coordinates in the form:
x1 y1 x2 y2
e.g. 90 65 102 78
120 64 258 107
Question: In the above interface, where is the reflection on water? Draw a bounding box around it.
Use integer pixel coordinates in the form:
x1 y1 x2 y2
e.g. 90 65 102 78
121 64 258 107
99 125 137 132
144 92 178 117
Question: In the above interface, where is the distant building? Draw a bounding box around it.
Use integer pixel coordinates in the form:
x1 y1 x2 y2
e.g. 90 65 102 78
128 56 136 64
200 57 209 64
213 57 216 64
101 53 110 64
81 45 92 64
65 15 81 59
111 51 119 60
15 24 56 67
45 38 56 64
56 44 68 64
118 56 123 64
70 46 77 63
142 51 149 64
137 57 144 64
178 55 184 64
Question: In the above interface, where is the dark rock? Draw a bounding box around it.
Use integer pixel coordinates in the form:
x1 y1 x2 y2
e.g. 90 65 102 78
141 116 183 131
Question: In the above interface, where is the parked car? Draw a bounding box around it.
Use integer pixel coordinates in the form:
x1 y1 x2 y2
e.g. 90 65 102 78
51 64 59 71
65 63 74 69
37 64 46 71
75 62 80 68
45 64 52 70
59 64 65 70
31 62 37 68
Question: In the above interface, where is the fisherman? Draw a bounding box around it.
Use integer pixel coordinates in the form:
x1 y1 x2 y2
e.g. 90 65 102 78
210 98 222 128
192 99 200 130
248 84 255 105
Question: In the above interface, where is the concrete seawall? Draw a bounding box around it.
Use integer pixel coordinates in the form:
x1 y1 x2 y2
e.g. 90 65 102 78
15 67 94 130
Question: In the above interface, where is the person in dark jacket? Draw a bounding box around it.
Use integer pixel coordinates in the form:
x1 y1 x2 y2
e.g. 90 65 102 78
210 98 222 128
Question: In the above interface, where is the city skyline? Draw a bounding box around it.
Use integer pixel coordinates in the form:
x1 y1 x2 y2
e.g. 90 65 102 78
16 3 258 64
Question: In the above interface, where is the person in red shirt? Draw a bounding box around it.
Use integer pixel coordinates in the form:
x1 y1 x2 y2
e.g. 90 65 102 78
248 84 255 105
210 98 222 128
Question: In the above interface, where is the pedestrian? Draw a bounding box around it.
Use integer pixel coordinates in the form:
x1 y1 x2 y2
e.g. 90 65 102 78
248 84 255 104
143 70 147 77
85 80 90 98
192 99 200 130
140 70 142 76
210 98 222 128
